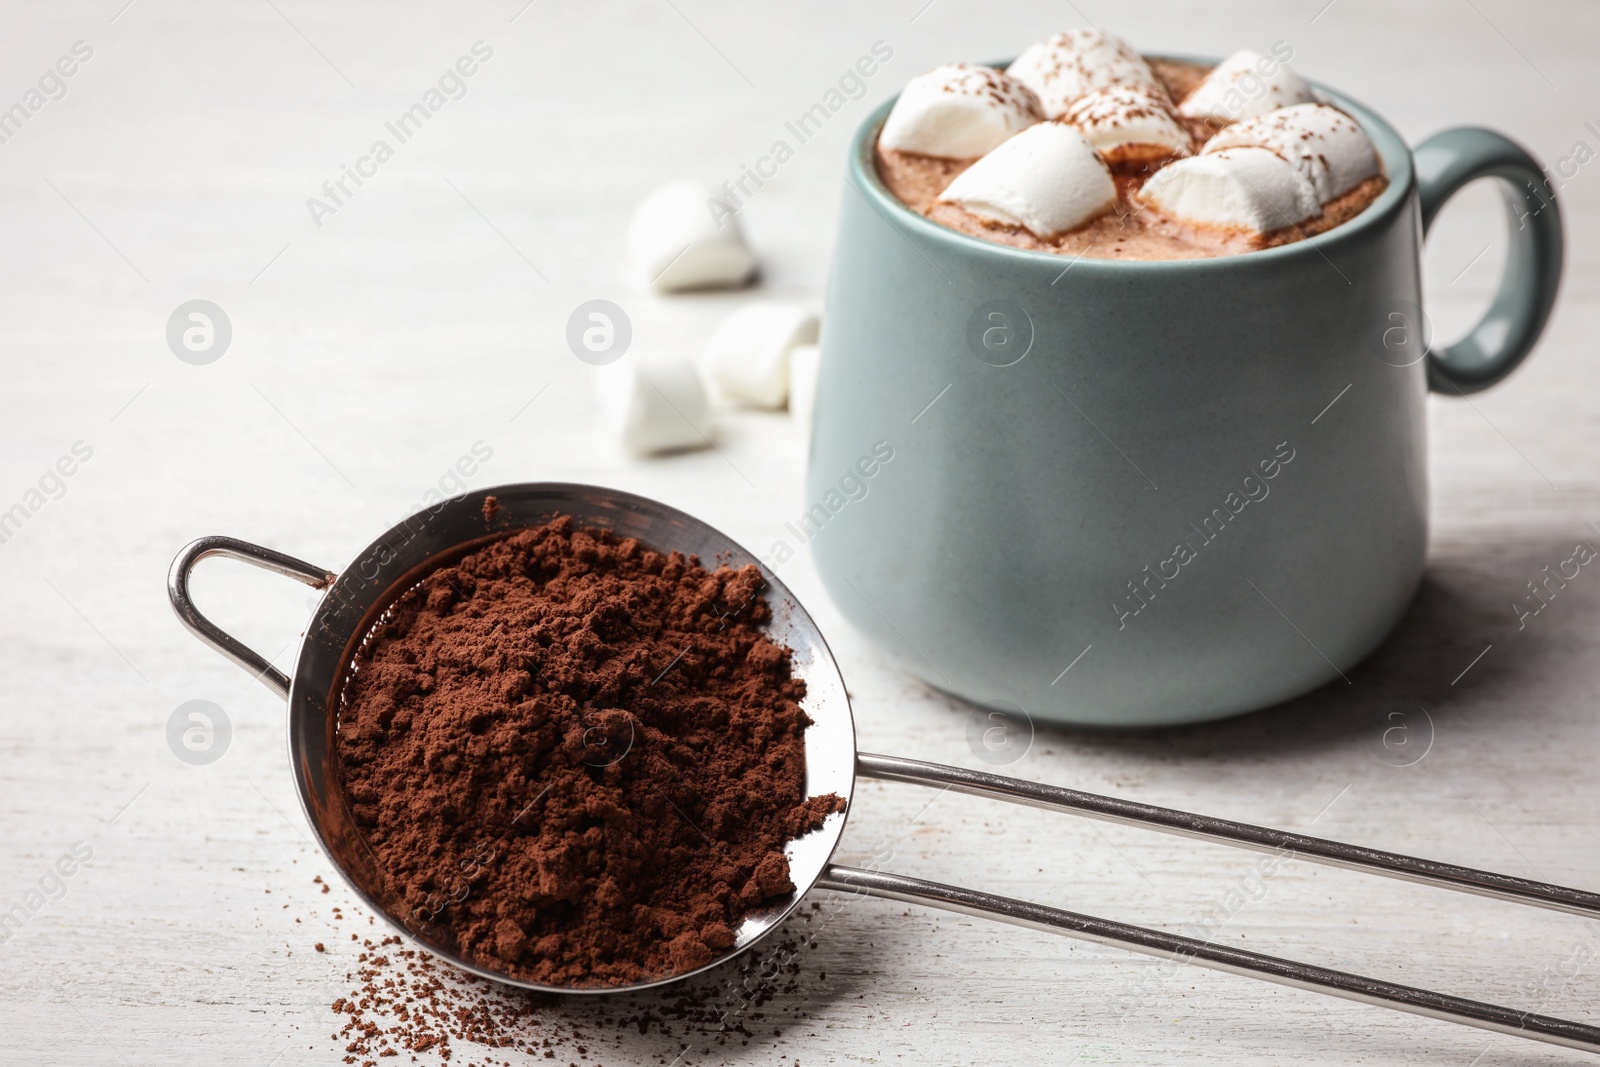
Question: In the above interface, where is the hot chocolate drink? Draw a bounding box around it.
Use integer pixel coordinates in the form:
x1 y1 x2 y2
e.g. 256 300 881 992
875 33 1388 261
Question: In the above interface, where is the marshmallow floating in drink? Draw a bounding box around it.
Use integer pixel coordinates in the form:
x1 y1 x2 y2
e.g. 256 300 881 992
1203 103 1380 202
1177 49 1315 124
878 64 1043 159
1137 147 1319 234
939 123 1117 237
702 302 820 409
1062 85 1191 164
1007 30 1163 119
593 352 714 455
627 180 757 292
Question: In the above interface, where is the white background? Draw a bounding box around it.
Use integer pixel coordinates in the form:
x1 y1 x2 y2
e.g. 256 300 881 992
2 1 1599 1064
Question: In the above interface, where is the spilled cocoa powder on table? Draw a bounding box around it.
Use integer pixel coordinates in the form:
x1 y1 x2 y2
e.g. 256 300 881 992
336 512 845 987
326 906 837 1066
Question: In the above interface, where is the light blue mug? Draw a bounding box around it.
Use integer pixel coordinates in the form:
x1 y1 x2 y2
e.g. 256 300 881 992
807 63 1563 727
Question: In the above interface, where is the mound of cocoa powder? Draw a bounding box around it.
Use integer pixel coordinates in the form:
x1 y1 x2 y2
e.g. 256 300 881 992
336 514 844 987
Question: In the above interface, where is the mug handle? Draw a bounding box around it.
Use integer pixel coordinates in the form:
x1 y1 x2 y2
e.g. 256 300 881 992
1413 127 1564 395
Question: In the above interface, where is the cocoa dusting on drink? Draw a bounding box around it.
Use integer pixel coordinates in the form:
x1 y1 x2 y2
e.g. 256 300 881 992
335 516 845 989
875 56 1388 260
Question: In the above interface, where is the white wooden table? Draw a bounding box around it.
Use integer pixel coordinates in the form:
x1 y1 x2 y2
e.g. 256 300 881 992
3 1 1599 1063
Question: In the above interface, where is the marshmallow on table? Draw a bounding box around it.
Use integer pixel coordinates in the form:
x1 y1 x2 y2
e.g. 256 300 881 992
1006 30 1163 118
627 180 756 292
1204 103 1380 202
593 353 714 456
878 64 1042 159
939 122 1117 238
1137 147 1319 235
702 302 820 409
788 343 821 437
1177 49 1315 124
1062 85 1191 164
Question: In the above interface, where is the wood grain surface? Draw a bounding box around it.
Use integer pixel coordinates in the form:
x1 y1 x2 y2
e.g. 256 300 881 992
2 1 1598 1064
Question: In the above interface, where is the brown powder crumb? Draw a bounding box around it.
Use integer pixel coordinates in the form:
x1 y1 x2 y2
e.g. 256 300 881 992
482 494 500 523
316 942 326 952
328 906 837 1067
336 515 844 988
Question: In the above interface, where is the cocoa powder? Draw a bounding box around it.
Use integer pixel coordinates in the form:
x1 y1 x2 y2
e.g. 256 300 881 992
326 906 835 1066
336 515 844 987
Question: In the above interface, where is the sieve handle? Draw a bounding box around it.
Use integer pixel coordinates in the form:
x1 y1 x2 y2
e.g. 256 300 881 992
816 864 1600 1054
167 536 337 701
855 752 1600 918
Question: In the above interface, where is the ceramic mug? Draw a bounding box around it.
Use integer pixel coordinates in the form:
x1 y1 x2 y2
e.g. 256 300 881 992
806 63 1563 727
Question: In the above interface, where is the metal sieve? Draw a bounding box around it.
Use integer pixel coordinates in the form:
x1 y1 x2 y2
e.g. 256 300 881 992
169 482 1600 1054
